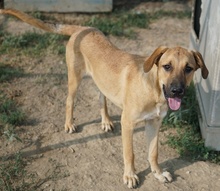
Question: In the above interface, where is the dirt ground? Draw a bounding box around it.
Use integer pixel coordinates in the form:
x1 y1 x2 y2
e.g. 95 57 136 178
1 2 220 191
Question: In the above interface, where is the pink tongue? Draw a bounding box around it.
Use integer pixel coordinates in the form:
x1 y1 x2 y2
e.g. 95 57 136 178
168 97 181 111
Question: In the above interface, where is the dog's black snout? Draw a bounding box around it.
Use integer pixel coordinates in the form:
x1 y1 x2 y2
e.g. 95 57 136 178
171 86 184 97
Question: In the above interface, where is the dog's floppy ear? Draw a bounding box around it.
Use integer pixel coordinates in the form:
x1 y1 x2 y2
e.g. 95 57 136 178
143 46 168 73
191 51 209 79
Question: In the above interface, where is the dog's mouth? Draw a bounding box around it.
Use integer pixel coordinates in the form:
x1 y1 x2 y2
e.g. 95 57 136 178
163 85 183 111
167 97 182 111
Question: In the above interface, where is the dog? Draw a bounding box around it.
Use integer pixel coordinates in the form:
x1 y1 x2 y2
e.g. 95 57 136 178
0 9 209 188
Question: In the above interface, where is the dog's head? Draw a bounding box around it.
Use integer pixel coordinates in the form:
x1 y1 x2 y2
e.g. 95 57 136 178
143 46 209 111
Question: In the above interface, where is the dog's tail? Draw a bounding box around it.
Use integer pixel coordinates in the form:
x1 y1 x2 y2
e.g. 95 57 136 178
0 9 84 36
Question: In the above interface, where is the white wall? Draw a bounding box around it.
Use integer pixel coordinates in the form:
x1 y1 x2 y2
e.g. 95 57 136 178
190 0 220 150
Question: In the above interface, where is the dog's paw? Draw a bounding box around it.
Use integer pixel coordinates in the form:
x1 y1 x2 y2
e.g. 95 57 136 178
153 171 173 183
123 172 139 189
64 123 77 133
101 121 114 132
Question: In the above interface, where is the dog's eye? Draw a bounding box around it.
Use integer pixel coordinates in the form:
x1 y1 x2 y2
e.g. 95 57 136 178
185 66 193 73
163 64 172 71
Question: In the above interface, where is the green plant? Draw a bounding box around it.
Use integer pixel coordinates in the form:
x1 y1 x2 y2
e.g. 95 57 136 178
149 10 191 20
84 12 149 38
166 126 220 163
48 158 70 181
0 62 23 82
0 32 67 55
163 83 220 163
84 10 191 37
0 153 30 191
0 61 25 142
0 95 25 126
0 91 25 142
2 124 22 142
30 11 47 20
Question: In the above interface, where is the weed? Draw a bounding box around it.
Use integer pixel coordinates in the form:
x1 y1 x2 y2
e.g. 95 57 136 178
48 158 70 181
0 91 25 143
0 61 25 141
84 10 191 37
0 153 30 191
166 126 220 163
0 96 30 190
0 94 25 126
2 124 22 142
30 11 47 20
0 32 67 55
0 62 23 82
149 10 191 20
163 83 220 163
85 12 149 38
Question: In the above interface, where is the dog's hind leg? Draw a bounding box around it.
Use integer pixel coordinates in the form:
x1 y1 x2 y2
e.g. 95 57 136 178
99 92 114 132
64 68 82 133
64 40 84 133
64 64 83 133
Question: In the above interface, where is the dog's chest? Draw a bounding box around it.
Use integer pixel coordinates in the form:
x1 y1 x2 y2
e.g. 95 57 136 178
138 102 167 122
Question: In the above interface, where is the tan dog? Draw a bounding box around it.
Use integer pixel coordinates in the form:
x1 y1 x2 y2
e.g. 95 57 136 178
0 9 209 188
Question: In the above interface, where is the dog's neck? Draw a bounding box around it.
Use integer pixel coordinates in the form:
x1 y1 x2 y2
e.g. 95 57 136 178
142 65 166 104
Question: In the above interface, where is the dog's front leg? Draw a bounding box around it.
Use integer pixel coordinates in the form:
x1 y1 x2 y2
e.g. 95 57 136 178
145 118 172 183
121 112 139 188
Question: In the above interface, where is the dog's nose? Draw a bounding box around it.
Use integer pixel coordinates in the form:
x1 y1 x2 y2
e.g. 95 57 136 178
171 87 184 96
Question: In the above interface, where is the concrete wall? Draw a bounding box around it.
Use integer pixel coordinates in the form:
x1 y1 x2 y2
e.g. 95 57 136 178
5 0 112 12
